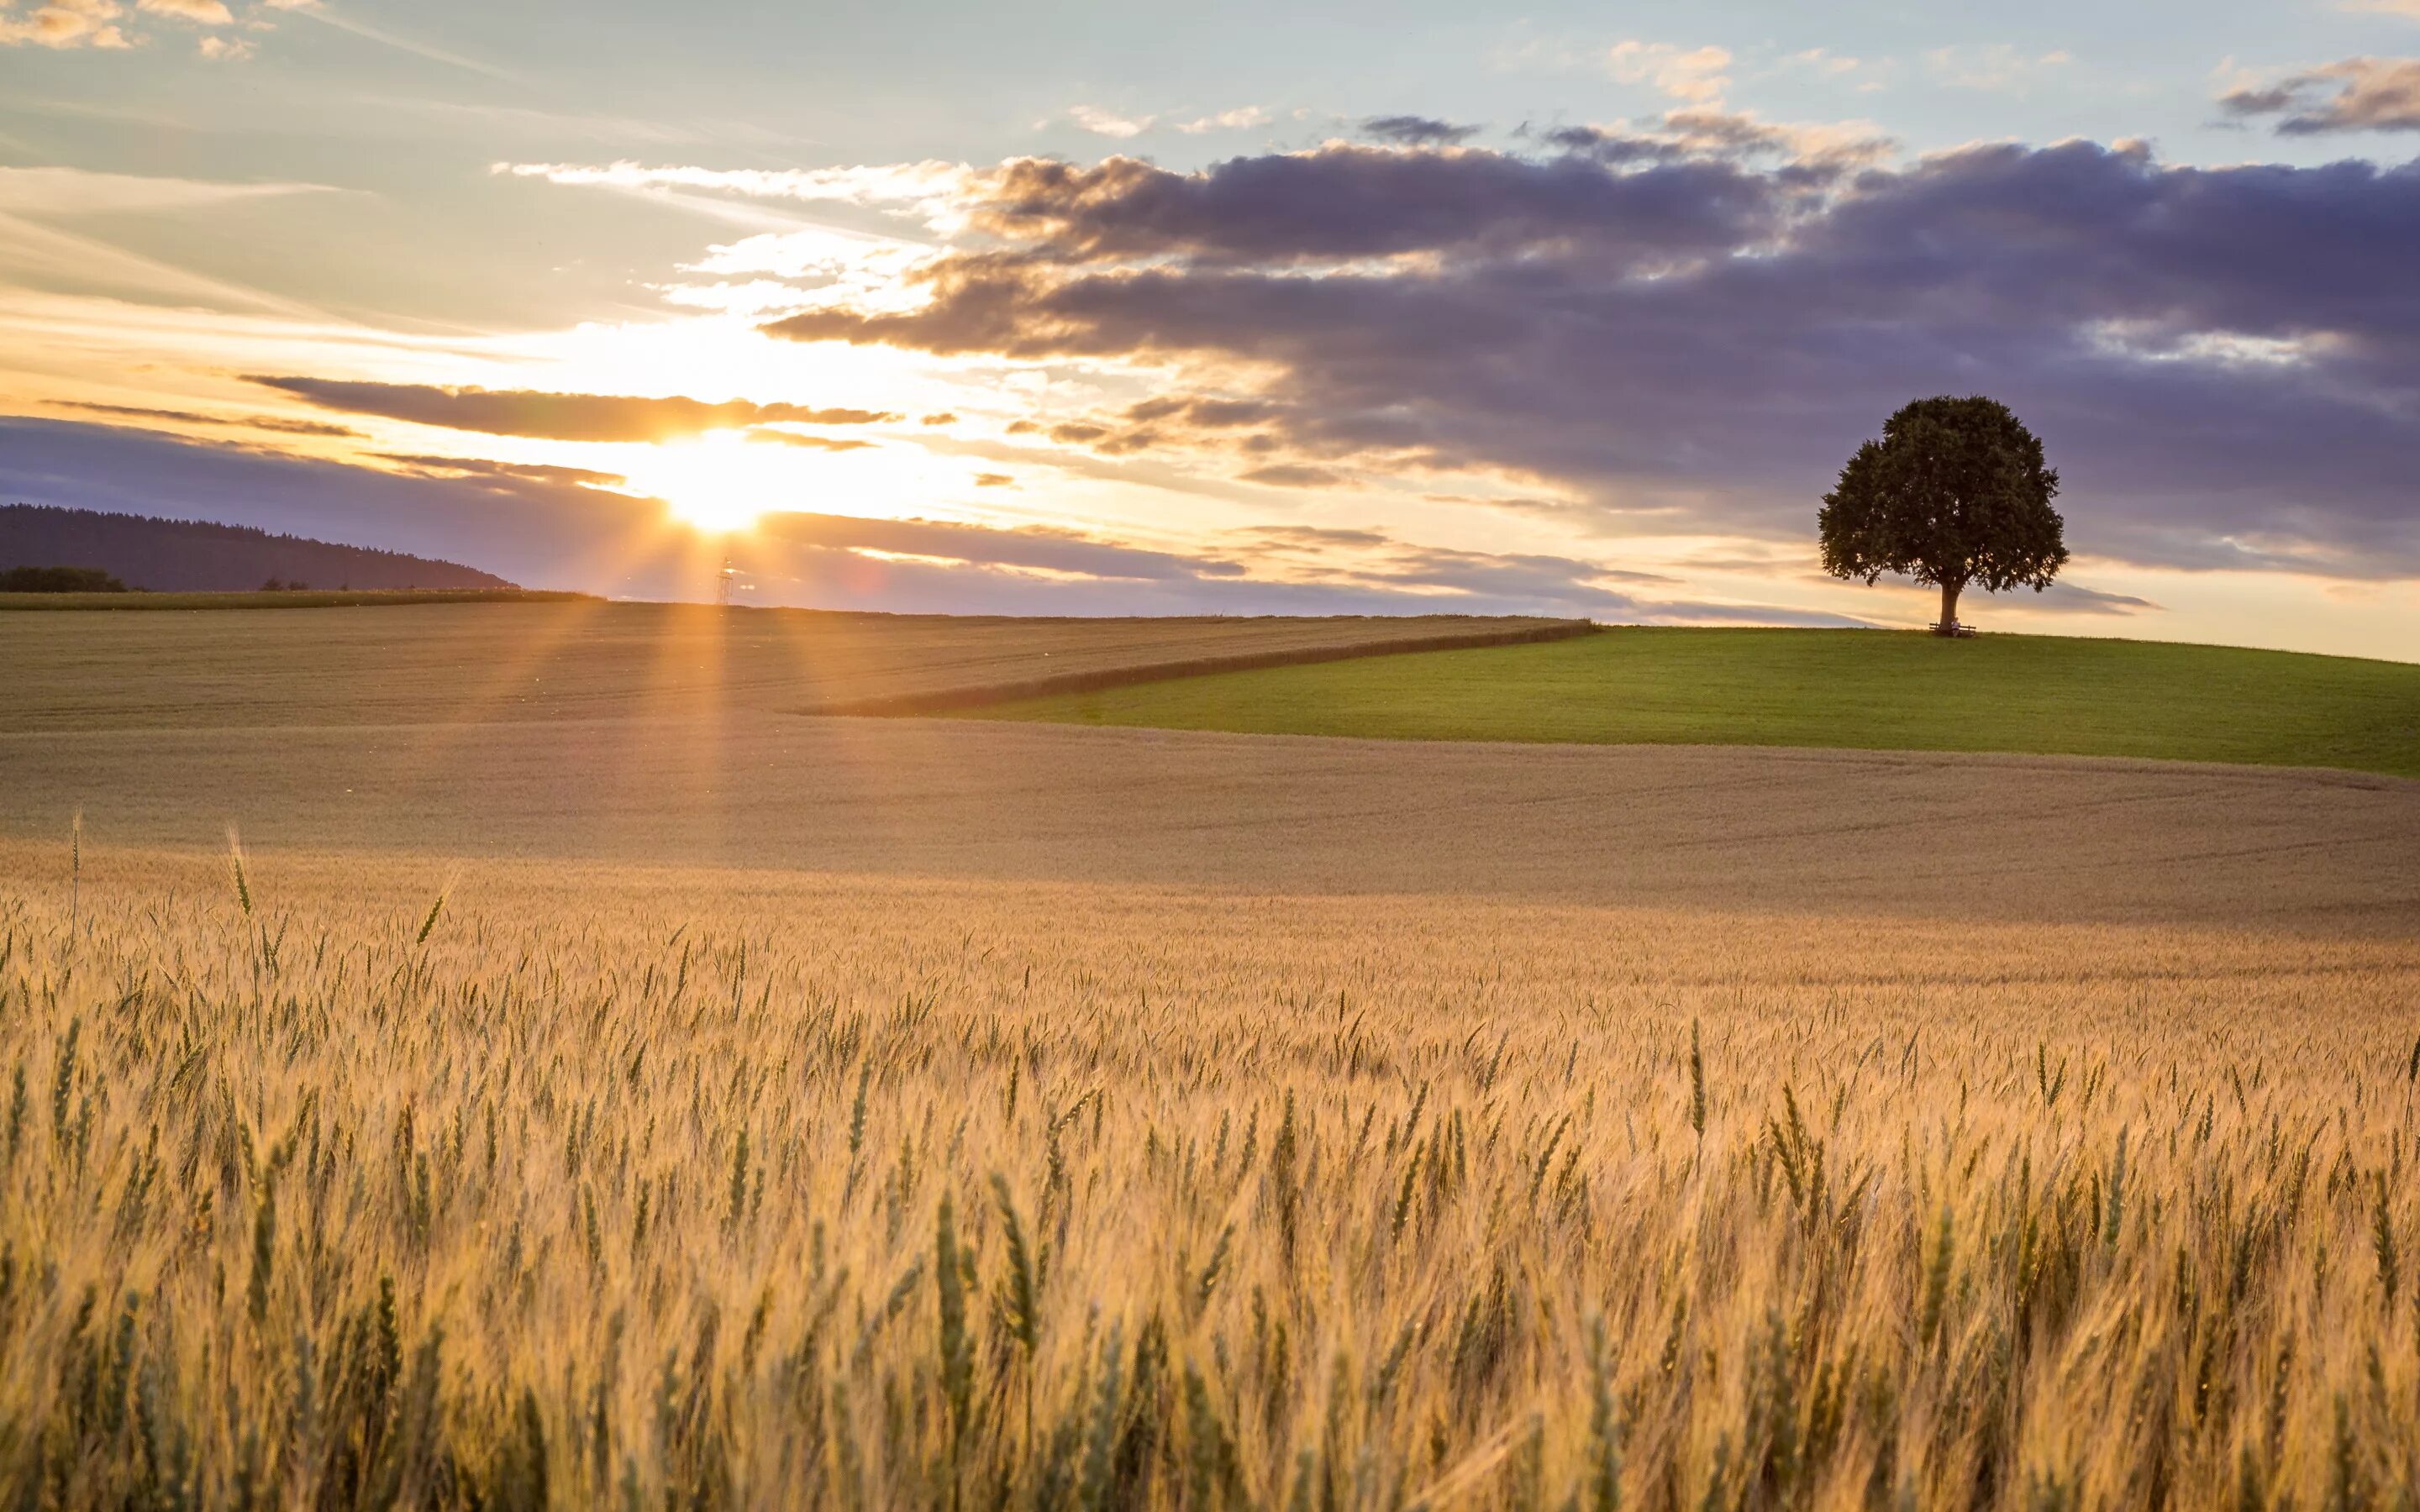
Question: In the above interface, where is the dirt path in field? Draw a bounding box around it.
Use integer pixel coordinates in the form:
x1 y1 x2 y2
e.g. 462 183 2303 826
7 711 2415 933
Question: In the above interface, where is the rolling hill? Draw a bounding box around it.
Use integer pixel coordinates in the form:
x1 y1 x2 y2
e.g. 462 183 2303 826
0 503 512 592
971 625 2420 778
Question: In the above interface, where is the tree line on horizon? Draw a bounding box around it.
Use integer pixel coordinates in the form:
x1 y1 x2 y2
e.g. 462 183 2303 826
0 504 512 594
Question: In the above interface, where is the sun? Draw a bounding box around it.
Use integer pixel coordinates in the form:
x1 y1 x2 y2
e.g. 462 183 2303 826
632 432 798 533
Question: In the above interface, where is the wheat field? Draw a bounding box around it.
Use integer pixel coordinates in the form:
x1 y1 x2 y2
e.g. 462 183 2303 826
3 839 2415 1509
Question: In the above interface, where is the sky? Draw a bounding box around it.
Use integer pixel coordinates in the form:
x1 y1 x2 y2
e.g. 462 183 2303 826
1 0 2417 654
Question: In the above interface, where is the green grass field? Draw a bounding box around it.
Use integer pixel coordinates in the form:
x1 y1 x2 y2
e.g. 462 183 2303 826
974 627 2420 777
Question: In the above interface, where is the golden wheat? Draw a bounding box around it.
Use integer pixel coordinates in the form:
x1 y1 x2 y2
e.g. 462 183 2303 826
1 843 2414 1509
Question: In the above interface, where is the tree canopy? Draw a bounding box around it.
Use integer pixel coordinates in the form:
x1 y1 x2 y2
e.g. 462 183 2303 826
1819 396 2066 633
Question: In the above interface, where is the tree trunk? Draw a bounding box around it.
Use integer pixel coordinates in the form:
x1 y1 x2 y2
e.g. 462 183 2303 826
1936 578 1965 635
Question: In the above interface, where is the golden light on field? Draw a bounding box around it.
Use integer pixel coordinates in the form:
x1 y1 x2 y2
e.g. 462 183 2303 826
5 842 2417 1508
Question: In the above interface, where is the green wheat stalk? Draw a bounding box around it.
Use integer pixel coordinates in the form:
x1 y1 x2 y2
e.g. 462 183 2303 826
227 827 252 917
415 888 448 946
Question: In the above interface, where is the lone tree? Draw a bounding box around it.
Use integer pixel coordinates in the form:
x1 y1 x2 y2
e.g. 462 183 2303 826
1819 396 2067 634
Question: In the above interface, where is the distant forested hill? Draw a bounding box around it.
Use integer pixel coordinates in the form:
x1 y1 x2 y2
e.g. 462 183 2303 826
0 504 513 591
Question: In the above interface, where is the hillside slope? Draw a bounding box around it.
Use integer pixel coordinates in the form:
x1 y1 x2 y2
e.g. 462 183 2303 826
972 626 2420 778
0 503 512 591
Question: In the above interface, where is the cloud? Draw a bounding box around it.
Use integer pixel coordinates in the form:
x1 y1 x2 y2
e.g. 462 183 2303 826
744 428 876 452
268 2 522 81
2030 581 2161 615
2341 0 2420 18
876 147 1777 272
971 472 1015 487
1361 115 1480 145
1055 104 1269 139
1540 108 1892 172
757 511 1245 580
196 32 250 57
0 164 334 215
137 0 230 22
1065 105 1155 139
1923 44 2075 93
1239 463 1353 488
497 160 976 231
1779 47 1865 80
919 412 958 426
1605 42 1733 102
49 400 359 437
0 0 129 48
2221 57 2420 133
372 454 631 488
763 135 2420 577
249 376 899 442
1175 106 1270 134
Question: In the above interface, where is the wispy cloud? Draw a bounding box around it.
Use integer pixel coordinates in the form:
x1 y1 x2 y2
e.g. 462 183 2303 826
0 164 330 215
1054 104 1271 138
1923 44 2075 93
250 376 899 442
1605 41 1734 102
2220 56 2420 132
0 165 336 314
1175 106 1270 134
1065 105 1154 138
497 160 976 231
1360 115 1481 145
49 399 359 436
266 0 523 81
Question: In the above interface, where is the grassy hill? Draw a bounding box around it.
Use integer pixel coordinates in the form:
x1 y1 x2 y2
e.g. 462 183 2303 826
971 627 2420 778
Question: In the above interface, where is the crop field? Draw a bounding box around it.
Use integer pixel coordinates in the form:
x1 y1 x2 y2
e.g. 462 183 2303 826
3 605 2417 1508
0 600 1583 734
976 628 2420 780
2 842 2417 1509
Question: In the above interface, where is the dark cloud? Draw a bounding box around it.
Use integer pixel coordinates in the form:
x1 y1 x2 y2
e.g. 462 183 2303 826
2033 581 2160 615
1239 463 1353 488
872 147 1776 272
372 454 633 487
768 137 2420 576
919 412 959 426
1361 115 1480 146
48 401 361 438
971 472 1016 487
2222 58 2420 134
1536 110 1891 175
755 512 1246 580
248 376 899 442
248 416 365 438
1234 524 1393 550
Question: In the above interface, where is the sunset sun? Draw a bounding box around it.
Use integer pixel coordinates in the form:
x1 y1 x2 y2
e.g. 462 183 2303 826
633 433 794 534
